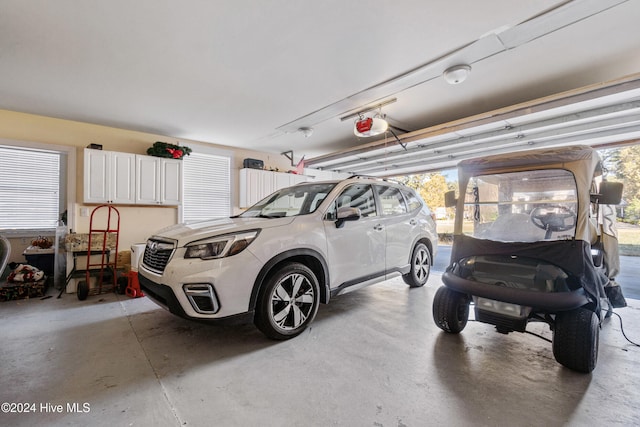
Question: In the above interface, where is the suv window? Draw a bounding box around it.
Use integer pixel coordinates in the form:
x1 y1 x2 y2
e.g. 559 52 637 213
241 183 336 218
376 185 408 216
326 184 377 220
401 189 422 212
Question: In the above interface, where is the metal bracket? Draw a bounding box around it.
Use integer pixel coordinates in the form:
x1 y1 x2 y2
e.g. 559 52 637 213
388 128 407 151
281 150 295 166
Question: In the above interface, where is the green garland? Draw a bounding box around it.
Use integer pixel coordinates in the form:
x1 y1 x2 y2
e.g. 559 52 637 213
147 141 192 159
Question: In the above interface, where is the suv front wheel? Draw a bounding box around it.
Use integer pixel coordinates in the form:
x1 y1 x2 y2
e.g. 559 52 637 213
255 262 320 340
402 243 431 287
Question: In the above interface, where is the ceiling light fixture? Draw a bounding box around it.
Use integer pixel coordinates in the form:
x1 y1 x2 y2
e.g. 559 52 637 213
354 115 389 137
298 127 314 137
443 64 471 85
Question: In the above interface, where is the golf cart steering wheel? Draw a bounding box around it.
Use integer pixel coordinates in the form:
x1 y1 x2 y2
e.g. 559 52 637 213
529 205 577 236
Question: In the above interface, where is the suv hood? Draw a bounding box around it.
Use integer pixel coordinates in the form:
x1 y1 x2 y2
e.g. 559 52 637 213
150 216 296 246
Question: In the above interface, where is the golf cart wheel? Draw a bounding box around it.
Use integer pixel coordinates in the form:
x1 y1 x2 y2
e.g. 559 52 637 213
254 262 320 340
552 307 599 373
402 242 431 288
432 286 470 333
77 280 89 301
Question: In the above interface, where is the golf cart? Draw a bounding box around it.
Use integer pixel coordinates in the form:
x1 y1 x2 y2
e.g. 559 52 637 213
433 145 626 373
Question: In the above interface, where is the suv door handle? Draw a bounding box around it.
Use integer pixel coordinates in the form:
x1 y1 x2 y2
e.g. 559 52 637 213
374 224 384 231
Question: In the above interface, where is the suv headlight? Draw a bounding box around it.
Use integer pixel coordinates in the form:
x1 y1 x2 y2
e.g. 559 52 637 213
185 230 260 260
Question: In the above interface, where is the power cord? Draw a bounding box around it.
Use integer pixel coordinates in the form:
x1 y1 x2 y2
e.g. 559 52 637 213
610 311 640 347
525 330 551 343
470 311 640 347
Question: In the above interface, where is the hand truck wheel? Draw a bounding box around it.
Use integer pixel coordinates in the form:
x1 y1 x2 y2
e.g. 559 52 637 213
77 280 89 301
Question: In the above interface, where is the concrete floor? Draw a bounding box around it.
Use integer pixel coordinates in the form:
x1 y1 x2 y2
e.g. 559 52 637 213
1 273 639 427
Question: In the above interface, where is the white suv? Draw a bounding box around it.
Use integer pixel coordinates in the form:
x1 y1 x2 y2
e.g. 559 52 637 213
139 176 438 339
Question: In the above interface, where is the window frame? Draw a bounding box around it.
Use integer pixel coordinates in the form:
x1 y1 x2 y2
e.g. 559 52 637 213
179 146 234 223
0 138 76 237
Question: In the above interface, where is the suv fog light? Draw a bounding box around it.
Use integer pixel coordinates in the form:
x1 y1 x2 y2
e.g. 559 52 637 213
183 284 220 314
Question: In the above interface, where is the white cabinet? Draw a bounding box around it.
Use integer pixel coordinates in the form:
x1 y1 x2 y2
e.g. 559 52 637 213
83 149 182 205
135 156 182 205
239 168 308 208
160 158 182 205
239 168 265 208
84 149 136 204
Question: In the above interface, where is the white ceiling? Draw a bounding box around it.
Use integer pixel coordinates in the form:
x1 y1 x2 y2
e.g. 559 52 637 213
1 0 639 176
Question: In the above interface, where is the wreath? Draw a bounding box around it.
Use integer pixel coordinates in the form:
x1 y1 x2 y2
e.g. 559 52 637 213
147 141 192 159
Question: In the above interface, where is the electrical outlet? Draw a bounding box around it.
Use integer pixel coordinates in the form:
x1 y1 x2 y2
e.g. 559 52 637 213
80 208 89 217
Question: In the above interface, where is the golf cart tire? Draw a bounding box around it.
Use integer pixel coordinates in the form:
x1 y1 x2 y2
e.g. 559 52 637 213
552 307 599 373
433 286 470 333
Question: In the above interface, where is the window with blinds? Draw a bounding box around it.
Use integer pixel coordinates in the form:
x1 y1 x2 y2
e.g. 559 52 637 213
0 146 61 230
182 152 231 222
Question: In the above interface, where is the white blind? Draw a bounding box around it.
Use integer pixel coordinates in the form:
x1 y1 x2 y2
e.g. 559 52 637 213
0 146 60 229
182 152 231 222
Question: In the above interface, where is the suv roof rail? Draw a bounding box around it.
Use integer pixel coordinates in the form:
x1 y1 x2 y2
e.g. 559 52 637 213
347 174 401 184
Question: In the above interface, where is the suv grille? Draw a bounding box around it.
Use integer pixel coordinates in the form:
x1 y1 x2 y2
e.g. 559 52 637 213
142 239 176 273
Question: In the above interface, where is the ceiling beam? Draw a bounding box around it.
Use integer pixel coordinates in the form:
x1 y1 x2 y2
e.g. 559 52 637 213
305 73 640 176
312 101 640 171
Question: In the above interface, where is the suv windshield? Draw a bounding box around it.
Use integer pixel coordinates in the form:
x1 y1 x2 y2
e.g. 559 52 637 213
463 169 578 242
240 182 337 218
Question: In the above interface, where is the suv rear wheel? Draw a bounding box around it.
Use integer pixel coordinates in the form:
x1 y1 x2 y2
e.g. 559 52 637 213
255 262 320 340
402 243 431 287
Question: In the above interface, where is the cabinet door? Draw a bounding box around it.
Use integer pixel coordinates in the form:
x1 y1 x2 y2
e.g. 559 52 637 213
289 174 308 186
239 169 259 208
136 156 160 204
84 149 136 204
111 152 136 204
273 171 290 192
84 149 110 203
135 156 182 205
160 159 182 205
261 170 277 198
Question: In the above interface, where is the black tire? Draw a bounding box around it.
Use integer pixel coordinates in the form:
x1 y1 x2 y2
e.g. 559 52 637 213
77 280 89 301
117 276 128 295
402 243 431 288
255 262 320 340
552 307 599 373
432 286 469 333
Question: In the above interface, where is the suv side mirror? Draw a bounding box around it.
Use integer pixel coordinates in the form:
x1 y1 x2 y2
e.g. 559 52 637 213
335 207 361 228
444 190 457 208
591 181 623 205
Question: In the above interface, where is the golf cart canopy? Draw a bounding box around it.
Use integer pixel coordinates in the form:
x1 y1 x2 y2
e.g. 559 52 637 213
455 145 602 244
449 145 622 309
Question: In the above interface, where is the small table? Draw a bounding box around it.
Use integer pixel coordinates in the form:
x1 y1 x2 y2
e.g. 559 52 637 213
22 246 55 276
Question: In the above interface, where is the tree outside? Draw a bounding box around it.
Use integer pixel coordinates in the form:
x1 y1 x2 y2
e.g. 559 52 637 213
395 173 450 214
607 145 640 224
